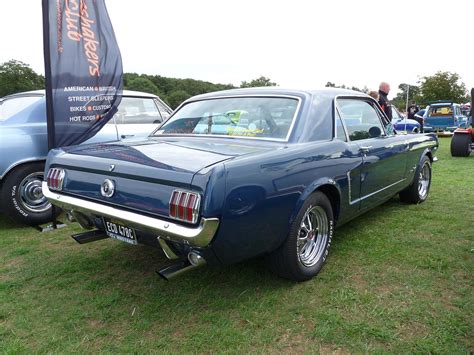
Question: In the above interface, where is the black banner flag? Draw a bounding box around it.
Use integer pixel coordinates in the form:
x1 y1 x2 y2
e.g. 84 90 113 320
42 0 123 149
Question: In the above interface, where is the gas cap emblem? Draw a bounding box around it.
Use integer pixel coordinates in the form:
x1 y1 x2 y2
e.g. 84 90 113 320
100 179 115 198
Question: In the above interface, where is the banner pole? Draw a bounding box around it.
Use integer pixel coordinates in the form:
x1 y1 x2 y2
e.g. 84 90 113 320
42 0 57 227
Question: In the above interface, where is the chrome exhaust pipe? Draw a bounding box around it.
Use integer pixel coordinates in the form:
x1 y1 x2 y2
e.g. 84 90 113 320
157 251 206 280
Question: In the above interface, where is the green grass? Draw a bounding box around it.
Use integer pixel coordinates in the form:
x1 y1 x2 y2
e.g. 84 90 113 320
0 138 473 353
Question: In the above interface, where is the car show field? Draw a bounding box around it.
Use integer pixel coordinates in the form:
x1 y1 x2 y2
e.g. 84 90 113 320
0 137 472 353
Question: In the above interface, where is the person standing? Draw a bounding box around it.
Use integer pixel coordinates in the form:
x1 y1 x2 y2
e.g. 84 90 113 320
378 82 392 121
407 101 420 120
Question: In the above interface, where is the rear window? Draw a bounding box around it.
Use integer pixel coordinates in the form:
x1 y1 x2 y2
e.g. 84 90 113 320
155 96 299 141
428 105 453 117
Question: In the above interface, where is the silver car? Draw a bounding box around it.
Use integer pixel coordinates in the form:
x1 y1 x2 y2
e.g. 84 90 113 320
0 90 172 225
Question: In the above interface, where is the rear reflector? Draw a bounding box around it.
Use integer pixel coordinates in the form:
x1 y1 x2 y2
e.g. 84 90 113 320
47 168 66 191
169 190 201 224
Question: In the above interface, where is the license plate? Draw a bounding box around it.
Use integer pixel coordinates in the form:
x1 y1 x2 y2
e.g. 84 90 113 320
103 218 137 245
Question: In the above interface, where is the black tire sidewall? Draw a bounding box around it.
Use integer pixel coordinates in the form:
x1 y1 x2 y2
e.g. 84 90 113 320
0 162 54 225
450 134 472 157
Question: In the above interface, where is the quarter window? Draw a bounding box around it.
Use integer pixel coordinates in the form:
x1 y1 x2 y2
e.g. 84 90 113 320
337 99 384 141
335 112 347 141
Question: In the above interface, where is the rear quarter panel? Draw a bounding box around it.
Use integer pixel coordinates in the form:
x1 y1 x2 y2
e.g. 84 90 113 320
208 140 361 265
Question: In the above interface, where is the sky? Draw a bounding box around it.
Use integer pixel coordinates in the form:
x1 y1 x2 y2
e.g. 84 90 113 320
1 0 472 99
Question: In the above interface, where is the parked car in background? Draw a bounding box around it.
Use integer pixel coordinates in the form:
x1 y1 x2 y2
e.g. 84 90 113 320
0 90 172 226
390 106 421 133
42 88 438 281
423 102 469 133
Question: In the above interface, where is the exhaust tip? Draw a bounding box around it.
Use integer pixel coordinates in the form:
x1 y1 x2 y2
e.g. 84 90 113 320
157 252 206 280
188 251 206 267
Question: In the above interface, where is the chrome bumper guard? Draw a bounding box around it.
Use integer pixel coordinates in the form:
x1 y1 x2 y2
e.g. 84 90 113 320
42 182 219 248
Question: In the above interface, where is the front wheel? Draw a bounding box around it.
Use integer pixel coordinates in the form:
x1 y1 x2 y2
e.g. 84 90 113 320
0 162 58 225
266 191 334 281
399 155 432 204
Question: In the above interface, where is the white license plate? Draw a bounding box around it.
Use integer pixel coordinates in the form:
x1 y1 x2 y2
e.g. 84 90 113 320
103 218 137 245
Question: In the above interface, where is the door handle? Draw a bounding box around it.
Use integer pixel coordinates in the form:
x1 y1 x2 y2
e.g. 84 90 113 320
359 146 372 154
121 134 135 139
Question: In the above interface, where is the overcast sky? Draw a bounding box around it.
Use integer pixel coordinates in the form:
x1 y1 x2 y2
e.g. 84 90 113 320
1 0 472 98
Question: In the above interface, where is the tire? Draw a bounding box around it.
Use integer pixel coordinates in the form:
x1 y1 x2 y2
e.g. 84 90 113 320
399 155 432 204
0 162 58 225
266 191 334 282
450 133 472 157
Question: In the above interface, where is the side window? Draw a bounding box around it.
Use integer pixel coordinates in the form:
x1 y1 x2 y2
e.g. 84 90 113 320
335 111 347 141
337 99 385 141
114 97 162 124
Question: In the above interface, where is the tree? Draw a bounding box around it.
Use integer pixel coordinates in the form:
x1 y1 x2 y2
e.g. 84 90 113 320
392 83 422 111
419 71 468 104
0 60 44 97
240 76 277 88
125 77 161 96
325 81 367 93
167 90 192 109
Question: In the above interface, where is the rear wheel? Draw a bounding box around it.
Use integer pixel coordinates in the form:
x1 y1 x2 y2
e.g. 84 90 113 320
0 163 57 225
266 191 334 281
450 133 472 157
399 155 432 204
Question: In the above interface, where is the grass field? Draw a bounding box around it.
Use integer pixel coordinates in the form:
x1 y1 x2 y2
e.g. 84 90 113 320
0 137 473 353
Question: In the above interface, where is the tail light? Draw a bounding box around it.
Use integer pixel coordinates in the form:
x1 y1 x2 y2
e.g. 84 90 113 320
169 190 200 224
47 168 66 191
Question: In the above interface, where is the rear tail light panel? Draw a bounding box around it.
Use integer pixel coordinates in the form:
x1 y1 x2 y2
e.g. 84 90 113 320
169 190 201 224
47 168 66 191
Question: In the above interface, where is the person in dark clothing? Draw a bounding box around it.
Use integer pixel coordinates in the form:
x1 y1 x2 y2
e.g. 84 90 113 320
407 101 420 120
378 82 392 121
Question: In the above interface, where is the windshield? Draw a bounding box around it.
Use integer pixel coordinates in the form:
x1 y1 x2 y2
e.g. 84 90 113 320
0 95 43 122
155 96 299 140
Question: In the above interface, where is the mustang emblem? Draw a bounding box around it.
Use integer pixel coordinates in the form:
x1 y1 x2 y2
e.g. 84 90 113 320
109 164 115 172
100 179 115 198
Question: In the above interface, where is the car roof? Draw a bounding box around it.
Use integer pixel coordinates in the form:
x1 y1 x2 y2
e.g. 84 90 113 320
184 87 368 102
1 89 159 100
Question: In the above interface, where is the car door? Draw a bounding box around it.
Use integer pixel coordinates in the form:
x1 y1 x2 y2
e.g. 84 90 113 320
337 98 408 210
114 96 168 140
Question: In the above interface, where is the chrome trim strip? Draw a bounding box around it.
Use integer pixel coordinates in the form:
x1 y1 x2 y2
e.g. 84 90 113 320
348 177 406 205
42 182 219 248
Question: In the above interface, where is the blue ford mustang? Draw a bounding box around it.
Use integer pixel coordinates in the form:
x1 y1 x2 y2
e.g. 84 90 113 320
43 88 438 281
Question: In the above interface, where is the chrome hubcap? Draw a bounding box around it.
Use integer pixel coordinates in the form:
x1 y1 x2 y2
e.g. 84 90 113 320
418 162 431 199
18 172 51 213
297 206 329 267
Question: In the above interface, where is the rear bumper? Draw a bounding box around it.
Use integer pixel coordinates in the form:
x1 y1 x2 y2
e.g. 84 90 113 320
42 182 219 248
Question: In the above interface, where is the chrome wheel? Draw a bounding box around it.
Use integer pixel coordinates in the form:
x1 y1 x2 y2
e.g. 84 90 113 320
18 172 50 213
417 162 431 199
297 205 329 267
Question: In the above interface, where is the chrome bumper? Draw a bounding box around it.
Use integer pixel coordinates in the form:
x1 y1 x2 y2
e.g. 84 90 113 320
42 182 219 248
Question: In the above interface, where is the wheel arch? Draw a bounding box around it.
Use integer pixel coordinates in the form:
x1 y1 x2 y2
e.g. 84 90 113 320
0 158 47 182
290 178 341 226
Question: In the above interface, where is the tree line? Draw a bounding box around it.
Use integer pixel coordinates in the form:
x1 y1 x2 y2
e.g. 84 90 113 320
1 59 470 111
325 72 470 111
0 60 276 109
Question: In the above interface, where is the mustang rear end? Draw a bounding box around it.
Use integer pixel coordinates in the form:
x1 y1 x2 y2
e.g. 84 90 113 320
42 140 234 279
